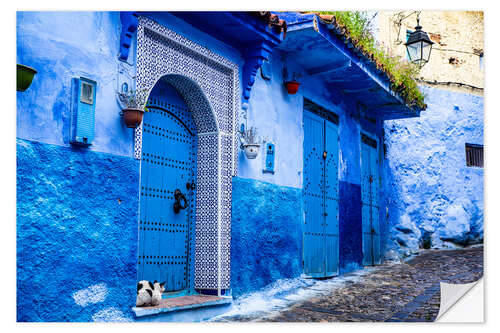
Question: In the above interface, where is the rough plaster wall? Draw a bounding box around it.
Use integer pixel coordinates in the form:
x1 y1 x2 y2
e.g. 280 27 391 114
17 139 139 322
376 11 484 92
239 51 304 189
230 177 302 297
16 11 136 157
383 87 483 259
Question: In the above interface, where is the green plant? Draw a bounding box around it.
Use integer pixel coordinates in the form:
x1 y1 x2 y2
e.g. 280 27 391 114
312 11 426 110
240 126 259 145
117 89 149 110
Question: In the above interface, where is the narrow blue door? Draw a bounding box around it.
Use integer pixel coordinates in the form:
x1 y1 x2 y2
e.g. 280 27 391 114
303 108 339 277
361 134 380 266
138 80 197 292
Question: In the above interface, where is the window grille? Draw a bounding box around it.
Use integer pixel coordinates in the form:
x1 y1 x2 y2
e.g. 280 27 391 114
465 143 483 167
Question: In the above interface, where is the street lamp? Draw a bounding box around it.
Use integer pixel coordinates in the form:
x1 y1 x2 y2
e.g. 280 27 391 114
405 15 434 67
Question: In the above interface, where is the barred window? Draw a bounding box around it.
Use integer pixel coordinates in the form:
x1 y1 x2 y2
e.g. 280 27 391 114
465 143 483 167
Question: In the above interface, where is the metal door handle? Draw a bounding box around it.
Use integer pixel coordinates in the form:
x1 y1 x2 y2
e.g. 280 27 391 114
173 189 188 214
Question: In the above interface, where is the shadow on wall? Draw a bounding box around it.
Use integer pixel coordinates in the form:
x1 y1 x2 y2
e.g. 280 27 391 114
383 87 484 260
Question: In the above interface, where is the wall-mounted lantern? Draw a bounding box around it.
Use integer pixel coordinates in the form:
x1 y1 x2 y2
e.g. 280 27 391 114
405 15 434 67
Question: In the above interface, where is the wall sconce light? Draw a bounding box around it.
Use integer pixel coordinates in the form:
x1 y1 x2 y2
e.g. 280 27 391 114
405 14 434 67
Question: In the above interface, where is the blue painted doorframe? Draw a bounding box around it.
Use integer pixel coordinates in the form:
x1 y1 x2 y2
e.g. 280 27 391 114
138 80 197 292
361 133 381 266
303 107 340 278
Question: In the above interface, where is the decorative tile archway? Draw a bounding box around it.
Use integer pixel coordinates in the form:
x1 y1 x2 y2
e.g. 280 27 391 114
135 16 239 293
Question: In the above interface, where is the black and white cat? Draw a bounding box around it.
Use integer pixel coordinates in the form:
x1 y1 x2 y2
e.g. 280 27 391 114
136 280 166 307
136 280 154 307
150 280 166 306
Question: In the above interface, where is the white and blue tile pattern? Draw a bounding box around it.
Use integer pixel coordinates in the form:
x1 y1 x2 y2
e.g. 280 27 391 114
135 16 239 290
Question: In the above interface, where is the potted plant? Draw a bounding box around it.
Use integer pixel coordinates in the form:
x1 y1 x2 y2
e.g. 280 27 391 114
239 126 260 159
17 64 37 92
117 89 148 128
284 72 301 95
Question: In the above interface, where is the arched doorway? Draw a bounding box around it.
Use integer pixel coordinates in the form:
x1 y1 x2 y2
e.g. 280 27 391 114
136 16 239 295
138 78 197 292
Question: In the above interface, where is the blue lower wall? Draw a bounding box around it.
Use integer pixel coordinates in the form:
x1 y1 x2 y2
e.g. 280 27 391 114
17 139 140 322
338 181 363 273
230 177 302 297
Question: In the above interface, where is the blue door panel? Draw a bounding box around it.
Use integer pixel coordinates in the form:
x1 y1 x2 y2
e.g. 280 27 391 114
303 108 339 277
361 134 380 266
361 205 371 234
303 111 325 276
324 120 339 276
138 82 196 291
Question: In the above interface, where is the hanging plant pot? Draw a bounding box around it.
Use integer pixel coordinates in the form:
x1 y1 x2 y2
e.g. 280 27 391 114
285 80 300 95
242 144 260 159
122 108 144 128
17 64 37 92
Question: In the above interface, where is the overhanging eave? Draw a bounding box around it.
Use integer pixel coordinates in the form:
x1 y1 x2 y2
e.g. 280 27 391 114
276 14 423 120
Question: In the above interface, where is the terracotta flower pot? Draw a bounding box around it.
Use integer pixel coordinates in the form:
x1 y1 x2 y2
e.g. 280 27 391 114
122 108 144 128
285 80 300 94
17 64 37 92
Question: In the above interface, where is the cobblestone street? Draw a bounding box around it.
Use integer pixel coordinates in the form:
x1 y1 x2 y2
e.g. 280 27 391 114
217 246 483 322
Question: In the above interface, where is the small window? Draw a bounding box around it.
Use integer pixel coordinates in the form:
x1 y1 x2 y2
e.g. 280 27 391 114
465 143 483 167
80 81 94 105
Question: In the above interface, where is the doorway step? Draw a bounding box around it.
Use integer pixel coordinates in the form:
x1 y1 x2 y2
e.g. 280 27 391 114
132 293 232 322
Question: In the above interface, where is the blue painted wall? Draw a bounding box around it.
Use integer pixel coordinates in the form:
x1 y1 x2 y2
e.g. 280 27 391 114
238 48 375 278
16 12 136 157
238 51 304 188
17 139 139 322
230 177 302 297
18 11 469 320
383 86 484 258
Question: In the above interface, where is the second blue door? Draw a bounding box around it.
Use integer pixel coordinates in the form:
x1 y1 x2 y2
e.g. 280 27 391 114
138 80 197 291
361 133 381 266
303 108 339 278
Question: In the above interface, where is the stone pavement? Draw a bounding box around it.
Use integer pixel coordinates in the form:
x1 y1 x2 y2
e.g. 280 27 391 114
222 246 483 322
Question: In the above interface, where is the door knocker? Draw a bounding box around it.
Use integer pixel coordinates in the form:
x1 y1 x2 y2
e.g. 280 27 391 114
173 189 188 214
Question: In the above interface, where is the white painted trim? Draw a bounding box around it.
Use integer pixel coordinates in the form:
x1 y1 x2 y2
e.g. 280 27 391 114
198 131 219 137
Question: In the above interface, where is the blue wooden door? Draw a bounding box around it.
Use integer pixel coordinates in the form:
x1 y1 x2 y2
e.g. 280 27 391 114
138 81 197 292
303 109 339 277
361 134 380 266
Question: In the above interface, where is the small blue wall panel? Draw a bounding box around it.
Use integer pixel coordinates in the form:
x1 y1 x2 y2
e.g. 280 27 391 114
138 80 197 292
263 142 275 174
231 177 302 297
71 77 96 146
302 109 339 277
361 134 381 266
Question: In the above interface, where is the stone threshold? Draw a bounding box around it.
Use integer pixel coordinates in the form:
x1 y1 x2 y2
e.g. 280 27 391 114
133 294 233 318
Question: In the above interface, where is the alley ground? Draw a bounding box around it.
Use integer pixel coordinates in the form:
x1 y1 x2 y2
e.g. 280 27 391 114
214 246 483 322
